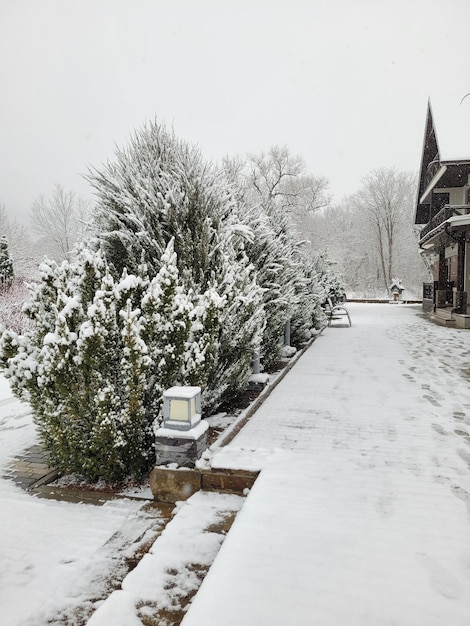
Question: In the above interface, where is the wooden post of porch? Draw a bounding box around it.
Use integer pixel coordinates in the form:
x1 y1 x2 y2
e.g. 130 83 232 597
436 247 447 308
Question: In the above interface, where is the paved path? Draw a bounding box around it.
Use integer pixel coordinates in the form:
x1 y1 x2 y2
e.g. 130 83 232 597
183 303 470 626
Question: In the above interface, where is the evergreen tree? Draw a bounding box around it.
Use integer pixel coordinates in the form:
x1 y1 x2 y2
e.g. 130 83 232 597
290 248 326 344
140 238 193 418
234 201 293 368
227 161 318 366
87 120 265 411
0 236 14 289
224 148 345 362
87 122 218 284
0 240 230 481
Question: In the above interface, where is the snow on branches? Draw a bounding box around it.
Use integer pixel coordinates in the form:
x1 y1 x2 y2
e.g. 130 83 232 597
0 243 224 482
87 119 266 412
0 120 344 483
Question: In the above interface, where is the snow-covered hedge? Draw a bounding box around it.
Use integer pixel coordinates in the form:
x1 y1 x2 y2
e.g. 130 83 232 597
0 119 344 482
0 243 225 482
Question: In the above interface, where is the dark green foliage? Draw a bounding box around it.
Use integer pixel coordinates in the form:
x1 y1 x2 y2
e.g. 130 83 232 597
0 236 14 288
0 244 217 482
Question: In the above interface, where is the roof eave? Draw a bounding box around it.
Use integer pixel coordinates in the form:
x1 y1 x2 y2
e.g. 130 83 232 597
440 158 470 165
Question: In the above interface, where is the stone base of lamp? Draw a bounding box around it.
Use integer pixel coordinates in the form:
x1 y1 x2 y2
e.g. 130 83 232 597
154 419 209 468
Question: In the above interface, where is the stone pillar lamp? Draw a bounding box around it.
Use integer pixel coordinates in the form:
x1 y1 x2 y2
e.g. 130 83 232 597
154 386 208 467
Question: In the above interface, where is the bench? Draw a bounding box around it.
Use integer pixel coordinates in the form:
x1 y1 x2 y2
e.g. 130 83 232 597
324 298 351 327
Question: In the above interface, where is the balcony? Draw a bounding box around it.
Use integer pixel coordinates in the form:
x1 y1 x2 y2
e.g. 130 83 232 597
419 204 470 246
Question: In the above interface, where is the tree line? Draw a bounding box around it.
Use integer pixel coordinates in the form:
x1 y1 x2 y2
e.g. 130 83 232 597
1 151 427 304
0 121 343 482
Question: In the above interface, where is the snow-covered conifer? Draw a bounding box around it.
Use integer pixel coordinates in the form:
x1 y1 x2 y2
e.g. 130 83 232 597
202 212 265 412
0 236 14 288
182 286 223 395
87 122 217 283
88 120 266 412
224 151 342 360
0 240 232 481
0 248 149 481
140 238 193 419
118 300 153 478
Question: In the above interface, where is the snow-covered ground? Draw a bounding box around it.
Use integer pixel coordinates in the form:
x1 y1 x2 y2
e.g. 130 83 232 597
182 303 470 626
0 377 146 625
1 303 470 625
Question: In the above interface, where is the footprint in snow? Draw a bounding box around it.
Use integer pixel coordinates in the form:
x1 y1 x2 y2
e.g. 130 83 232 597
432 423 449 436
454 429 470 444
451 485 470 516
424 394 441 407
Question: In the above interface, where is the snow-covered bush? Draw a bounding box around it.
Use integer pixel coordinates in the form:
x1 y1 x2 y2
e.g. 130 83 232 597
227 163 330 366
313 252 347 306
0 242 221 482
0 235 14 288
290 250 326 344
87 120 265 412
201 236 265 410
235 202 296 368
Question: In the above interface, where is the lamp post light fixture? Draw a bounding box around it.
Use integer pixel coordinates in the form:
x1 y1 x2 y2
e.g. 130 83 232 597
155 385 208 467
163 386 202 431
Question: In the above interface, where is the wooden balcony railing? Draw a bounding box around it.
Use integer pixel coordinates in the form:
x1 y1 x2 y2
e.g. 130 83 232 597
419 205 470 243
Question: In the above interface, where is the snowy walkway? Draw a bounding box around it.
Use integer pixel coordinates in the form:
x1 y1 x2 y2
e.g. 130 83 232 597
183 303 470 626
2 303 470 625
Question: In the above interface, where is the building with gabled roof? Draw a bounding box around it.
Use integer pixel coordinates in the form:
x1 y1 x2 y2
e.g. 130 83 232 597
414 96 470 327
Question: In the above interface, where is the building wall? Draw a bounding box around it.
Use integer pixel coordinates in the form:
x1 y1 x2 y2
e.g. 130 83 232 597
435 187 469 204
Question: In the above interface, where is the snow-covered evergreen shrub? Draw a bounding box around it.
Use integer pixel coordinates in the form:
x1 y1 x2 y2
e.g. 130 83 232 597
0 236 14 288
0 242 222 482
87 122 220 282
223 154 334 366
87 120 265 412
202 240 265 411
290 250 326 344
235 202 295 368
312 251 347 306
289 250 347 340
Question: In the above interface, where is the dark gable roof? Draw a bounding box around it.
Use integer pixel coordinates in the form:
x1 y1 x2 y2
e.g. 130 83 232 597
415 95 470 224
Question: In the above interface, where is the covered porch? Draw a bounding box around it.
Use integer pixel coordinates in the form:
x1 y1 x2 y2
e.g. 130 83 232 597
420 207 470 327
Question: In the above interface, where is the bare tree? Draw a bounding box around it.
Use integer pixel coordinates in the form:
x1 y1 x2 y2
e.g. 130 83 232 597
0 204 36 278
0 279 32 333
30 184 91 261
310 168 429 298
245 146 330 227
351 168 416 293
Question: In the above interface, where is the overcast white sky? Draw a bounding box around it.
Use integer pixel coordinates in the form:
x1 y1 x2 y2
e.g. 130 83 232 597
1 0 470 224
